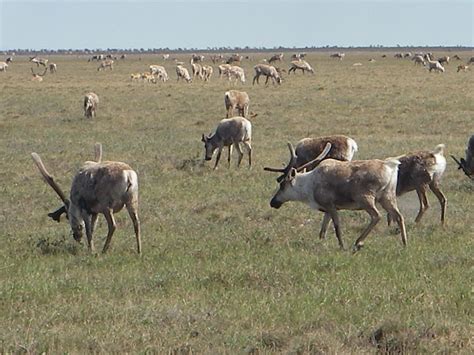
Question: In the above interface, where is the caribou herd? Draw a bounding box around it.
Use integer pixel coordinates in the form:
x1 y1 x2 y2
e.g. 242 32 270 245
2 50 470 84
10 50 470 254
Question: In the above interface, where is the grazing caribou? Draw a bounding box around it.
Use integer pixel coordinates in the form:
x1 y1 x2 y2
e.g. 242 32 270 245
268 53 284 64
30 56 48 67
84 92 99 119
330 53 345 60
31 144 142 254
97 59 114 71
202 117 252 169
288 60 314 74
49 63 57 73
253 64 282 85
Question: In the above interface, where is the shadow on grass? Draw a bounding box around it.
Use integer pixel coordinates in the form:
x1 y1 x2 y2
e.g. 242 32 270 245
369 321 437 354
174 156 205 173
35 234 81 255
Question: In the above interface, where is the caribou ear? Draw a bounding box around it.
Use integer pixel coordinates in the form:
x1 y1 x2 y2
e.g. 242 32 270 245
283 168 297 186
289 168 297 180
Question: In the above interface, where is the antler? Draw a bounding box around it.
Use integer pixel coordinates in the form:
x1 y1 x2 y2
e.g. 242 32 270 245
450 155 473 179
264 142 332 182
296 142 332 172
94 143 103 163
31 153 68 203
31 67 47 77
264 142 297 182
264 142 297 173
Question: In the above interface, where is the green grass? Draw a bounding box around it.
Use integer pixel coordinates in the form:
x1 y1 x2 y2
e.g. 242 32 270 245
0 51 473 353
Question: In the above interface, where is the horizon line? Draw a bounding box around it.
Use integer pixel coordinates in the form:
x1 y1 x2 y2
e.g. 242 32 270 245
2 45 473 53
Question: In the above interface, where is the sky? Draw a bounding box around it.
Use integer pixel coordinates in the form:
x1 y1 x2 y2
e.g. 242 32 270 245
0 0 472 50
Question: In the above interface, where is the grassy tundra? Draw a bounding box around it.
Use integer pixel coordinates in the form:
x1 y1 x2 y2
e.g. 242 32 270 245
0 51 473 353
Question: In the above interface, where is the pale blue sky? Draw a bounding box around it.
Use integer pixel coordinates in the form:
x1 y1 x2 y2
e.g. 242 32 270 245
0 1 472 50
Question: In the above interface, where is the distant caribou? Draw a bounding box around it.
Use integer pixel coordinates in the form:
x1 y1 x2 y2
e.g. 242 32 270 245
330 53 345 60
268 53 284 64
97 59 114 71
84 92 99 119
31 67 47 82
49 63 57 73
29 56 48 67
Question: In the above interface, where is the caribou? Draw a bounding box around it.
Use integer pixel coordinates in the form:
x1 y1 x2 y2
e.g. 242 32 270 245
226 54 243 64
264 143 407 251
84 92 99 119
330 53 345 60
97 59 114 71
268 53 284 64
31 144 142 254
288 60 314 74
49 63 57 73
29 56 48 67
253 64 282 85
88 54 105 62
176 64 192 83
392 144 447 226
224 90 249 118
202 117 252 169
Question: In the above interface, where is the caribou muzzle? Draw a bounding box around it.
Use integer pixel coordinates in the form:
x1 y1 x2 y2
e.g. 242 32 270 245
270 197 283 209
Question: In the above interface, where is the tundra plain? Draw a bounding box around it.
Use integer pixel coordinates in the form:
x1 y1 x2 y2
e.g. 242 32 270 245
0 51 473 353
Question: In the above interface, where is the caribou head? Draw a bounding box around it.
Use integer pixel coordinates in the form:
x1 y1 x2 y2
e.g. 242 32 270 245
31 144 103 241
264 142 331 208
